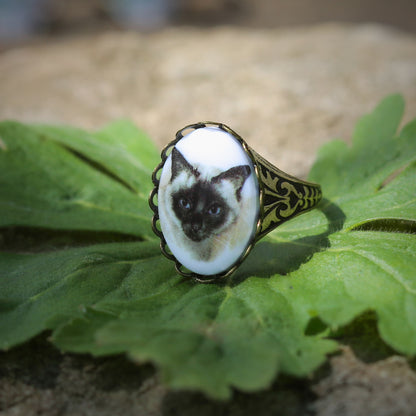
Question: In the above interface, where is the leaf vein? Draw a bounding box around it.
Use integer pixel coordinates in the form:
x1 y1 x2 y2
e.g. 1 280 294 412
343 248 416 295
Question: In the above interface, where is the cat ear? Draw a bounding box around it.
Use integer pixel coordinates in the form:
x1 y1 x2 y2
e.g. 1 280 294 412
170 147 200 181
212 165 251 201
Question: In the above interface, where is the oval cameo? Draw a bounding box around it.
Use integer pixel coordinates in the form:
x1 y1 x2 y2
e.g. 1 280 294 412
158 126 260 276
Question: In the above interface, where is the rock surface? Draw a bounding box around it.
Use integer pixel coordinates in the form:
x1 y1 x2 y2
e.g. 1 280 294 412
1 24 416 415
313 348 416 416
1 24 416 176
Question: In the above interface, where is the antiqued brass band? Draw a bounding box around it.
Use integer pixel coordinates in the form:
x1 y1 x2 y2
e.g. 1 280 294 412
249 148 322 240
149 121 322 282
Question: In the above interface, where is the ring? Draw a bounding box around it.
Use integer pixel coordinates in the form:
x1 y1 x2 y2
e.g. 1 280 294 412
149 122 322 282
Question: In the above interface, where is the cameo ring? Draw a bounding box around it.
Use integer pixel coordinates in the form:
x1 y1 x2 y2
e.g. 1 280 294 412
149 122 322 282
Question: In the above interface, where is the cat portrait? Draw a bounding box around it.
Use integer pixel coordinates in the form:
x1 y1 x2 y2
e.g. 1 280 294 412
169 147 251 254
158 127 260 276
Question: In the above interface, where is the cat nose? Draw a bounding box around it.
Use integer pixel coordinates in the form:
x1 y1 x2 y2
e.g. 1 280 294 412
191 221 202 232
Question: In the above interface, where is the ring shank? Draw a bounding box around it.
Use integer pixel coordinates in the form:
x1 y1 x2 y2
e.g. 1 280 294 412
250 149 322 239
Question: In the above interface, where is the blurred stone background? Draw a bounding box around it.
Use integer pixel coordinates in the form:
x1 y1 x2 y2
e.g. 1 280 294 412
1 0 416 38
1 1 416 415
1 0 415 176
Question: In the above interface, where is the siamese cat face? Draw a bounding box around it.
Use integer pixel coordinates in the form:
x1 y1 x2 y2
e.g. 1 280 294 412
169 147 251 243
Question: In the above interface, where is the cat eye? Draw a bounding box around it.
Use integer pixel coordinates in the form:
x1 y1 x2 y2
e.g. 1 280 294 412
207 204 221 215
179 198 191 210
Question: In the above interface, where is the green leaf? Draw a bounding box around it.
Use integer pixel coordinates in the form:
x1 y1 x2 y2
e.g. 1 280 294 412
0 120 159 238
0 95 415 399
51 274 335 398
0 241 162 348
32 120 157 195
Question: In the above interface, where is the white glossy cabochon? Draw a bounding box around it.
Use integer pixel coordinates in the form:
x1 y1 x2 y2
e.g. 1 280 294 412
158 127 260 276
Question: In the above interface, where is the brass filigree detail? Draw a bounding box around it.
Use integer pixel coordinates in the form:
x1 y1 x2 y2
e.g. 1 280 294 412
250 149 322 239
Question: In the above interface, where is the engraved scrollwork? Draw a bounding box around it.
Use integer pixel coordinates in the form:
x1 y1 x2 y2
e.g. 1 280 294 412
250 149 322 239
